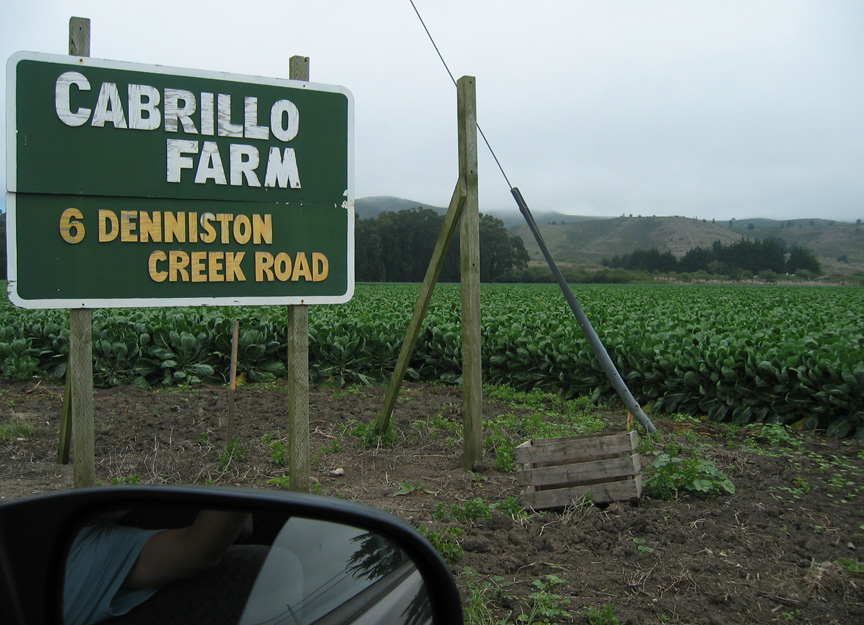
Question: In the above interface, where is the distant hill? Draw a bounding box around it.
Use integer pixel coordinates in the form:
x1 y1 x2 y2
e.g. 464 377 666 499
354 197 863 276
513 216 739 265
354 196 605 228
513 215 864 275
483 209 606 230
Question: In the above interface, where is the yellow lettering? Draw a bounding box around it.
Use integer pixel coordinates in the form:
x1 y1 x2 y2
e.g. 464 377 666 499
215 213 233 243
252 214 272 244
208 252 224 282
139 212 162 243
225 252 245 281
233 215 251 244
191 251 208 282
188 212 198 243
200 213 217 243
164 212 185 243
312 253 329 282
255 251 274 281
291 252 312 281
98 209 118 242
275 252 292 281
169 250 189 281
120 211 138 242
149 250 168 282
59 208 86 244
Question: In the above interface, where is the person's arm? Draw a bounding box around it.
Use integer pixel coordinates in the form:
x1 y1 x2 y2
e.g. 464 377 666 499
122 511 250 589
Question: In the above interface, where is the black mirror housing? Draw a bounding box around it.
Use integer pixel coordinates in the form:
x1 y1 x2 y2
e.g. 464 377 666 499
0 486 464 625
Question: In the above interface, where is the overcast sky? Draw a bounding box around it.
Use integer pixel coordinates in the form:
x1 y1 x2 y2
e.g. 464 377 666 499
3 0 863 222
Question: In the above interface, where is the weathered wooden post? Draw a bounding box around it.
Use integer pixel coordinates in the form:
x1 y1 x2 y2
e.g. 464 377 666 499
68 16 96 488
287 55 311 493
458 76 482 470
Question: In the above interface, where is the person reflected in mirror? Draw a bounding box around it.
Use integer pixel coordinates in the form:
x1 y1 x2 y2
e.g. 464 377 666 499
64 510 266 625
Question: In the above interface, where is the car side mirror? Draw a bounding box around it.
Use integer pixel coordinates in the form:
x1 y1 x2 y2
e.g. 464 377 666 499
0 486 464 625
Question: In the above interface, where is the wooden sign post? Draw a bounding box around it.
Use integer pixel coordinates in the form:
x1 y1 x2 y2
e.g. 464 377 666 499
68 17 96 488
287 57 310 494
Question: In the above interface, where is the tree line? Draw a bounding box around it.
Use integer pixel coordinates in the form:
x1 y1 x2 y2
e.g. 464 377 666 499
603 237 822 278
355 207 530 282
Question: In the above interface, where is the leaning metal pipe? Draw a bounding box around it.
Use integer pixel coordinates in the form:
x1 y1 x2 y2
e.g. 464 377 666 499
511 187 657 434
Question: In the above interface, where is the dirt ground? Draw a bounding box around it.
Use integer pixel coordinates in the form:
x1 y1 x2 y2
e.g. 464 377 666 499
1 379 863 625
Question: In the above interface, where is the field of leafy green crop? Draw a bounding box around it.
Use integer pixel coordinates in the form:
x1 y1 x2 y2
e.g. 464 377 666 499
1 282 862 437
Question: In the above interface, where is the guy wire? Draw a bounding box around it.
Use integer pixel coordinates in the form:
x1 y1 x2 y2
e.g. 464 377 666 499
408 0 514 190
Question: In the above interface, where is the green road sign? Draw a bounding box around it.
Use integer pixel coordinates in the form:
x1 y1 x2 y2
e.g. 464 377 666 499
6 52 354 308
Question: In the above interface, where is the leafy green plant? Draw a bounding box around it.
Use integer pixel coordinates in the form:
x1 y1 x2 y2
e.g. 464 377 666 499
109 475 140 485
268 474 291 490
321 438 342 455
633 537 655 555
753 423 803 449
463 568 513 625
636 433 663 455
263 433 289 466
836 558 864 576
581 603 620 625
351 421 395 448
517 575 570 625
418 526 464 563
393 482 434 496
493 495 529 520
0 335 40 381
0 284 862 439
454 498 493 522
645 453 735 500
218 438 247 471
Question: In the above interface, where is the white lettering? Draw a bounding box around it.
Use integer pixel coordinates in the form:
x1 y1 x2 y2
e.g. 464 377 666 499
270 100 299 141
166 139 199 183
201 92 215 135
230 144 261 187
217 94 243 137
91 82 128 128
55 71 91 127
164 89 198 133
128 84 161 131
195 141 227 185
244 97 269 140
264 147 301 188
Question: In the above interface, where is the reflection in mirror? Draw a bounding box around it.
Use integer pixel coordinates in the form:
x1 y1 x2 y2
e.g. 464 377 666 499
62 505 431 625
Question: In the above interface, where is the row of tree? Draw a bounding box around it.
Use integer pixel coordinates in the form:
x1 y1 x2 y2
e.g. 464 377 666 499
603 237 822 277
355 207 530 282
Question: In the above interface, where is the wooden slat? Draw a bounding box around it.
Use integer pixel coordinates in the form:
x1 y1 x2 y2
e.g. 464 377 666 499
515 431 636 465
517 453 641 487
522 475 643 509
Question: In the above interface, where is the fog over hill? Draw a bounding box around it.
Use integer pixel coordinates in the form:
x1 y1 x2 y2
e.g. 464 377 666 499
355 197 864 275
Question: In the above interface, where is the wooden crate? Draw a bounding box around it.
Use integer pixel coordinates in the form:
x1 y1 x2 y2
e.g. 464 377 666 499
515 431 642 509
